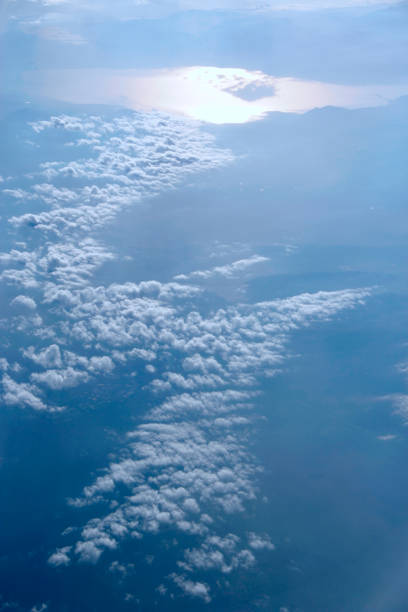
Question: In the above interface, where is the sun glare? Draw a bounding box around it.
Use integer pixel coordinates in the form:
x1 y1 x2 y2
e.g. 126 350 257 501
29 66 408 124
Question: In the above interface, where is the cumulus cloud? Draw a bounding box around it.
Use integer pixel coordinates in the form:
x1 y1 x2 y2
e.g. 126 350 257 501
31 367 90 390
23 344 62 369
47 285 371 584
3 188 36 200
48 546 72 567
2 239 116 289
22 343 116 390
88 356 115 373
171 574 211 603
2 374 49 411
1 117 371 586
179 533 256 574
247 532 275 551
75 539 114 564
0 107 375 602
11 295 37 310
0 358 9 372
174 255 270 282
31 604 48 612
386 394 408 423
2 113 232 295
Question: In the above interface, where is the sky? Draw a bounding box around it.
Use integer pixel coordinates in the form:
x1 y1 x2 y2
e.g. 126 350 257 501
1 1 408 611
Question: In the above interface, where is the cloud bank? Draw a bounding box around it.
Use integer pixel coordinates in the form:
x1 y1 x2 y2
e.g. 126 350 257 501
0 110 373 602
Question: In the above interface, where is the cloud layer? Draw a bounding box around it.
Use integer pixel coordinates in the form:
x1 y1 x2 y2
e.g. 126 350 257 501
0 111 373 602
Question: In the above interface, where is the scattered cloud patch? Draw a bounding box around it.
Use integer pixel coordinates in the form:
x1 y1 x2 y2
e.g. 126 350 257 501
174 255 270 282
248 532 275 551
171 574 211 603
31 367 90 390
48 547 72 567
0 108 375 603
2 374 56 411
11 295 37 310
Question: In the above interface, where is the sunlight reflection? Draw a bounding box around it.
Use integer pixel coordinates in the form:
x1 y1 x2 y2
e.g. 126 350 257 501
29 66 408 124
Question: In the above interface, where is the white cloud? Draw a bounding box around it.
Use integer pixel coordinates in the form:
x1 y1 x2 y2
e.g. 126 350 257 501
23 344 62 368
0 358 9 372
75 541 107 564
2 374 58 411
31 604 48 612
48 546 72 567
88 356 115 373
3 188 36 200
3 113 232 298
386 394 408 422
179 533 256 574
174 255 270 282
31 367 90 389
171 574 211 603
248 532 275 551
48 284 371 577
0 107 375 601
11 295 37 310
